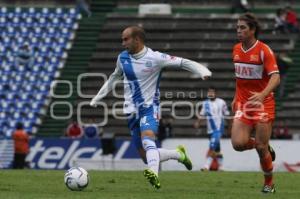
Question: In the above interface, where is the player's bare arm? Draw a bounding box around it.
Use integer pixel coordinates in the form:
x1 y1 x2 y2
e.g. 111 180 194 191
248 73 280 103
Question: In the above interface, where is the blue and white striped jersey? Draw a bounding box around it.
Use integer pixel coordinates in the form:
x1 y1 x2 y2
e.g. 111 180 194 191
91 46 212 114
200 98 230 134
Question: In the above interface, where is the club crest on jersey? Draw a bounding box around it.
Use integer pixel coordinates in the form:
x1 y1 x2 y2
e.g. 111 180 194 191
145 61 152 67
250 54 259 62
234 54 240 61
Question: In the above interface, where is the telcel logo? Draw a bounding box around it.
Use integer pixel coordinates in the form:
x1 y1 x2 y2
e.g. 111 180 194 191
26 139 130 169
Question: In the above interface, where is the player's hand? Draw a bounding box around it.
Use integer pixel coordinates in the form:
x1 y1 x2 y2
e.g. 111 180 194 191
90 98 98 107
248 91 265 102
248 91 265 106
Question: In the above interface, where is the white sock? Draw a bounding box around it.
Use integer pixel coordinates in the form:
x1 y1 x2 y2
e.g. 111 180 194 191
217 157 223 170
158 148 181 162
142 138 159 175
204 156 213 169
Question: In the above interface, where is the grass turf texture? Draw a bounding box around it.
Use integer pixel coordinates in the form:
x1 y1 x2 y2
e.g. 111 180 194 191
0 170 299 199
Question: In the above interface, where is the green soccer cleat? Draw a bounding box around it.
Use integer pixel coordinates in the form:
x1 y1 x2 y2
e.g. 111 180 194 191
176 145 193 170
143 169 161 189
261 184 276 193
268 145 276 162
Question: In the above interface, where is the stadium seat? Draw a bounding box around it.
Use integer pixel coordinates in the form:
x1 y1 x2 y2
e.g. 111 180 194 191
0 6 79 136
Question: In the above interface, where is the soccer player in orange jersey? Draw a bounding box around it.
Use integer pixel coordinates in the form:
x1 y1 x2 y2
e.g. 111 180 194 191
231 13 280 193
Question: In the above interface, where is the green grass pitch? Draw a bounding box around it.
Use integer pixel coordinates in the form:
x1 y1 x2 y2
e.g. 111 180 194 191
0 170 299 199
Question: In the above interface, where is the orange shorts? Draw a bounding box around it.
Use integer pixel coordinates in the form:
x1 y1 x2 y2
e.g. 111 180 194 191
234 101 275 126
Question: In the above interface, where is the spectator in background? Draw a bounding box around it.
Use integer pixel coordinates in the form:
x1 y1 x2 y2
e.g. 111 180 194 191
66 120 83 138
76 0 91 17
273 8 288 34
84 119 101 138
157 114 173 145
285 6 300 33
277 52 293 98
231 0 249 14
15 43 34 71
273 120 292 139
12 122 29 169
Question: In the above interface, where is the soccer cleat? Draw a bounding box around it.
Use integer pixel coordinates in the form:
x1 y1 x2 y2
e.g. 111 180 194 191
261 184 276 193
200 167 209 172
268 145 276 162
176 145 193 170
143 169 161 189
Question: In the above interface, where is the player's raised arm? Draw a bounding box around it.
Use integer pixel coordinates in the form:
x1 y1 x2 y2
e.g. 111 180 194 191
90 58 123 107
156 52 212 80
180 58 212 80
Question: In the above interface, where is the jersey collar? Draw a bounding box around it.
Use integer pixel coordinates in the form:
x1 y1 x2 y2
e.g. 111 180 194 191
131 46 147 59
241 40 259 53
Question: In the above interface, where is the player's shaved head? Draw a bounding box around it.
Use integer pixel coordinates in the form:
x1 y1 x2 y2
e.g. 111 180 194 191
124 26 146 43
122 26 146 54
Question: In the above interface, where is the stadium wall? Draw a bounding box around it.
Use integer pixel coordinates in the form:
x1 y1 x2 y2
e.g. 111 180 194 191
162 139 300 172
1 138 299 171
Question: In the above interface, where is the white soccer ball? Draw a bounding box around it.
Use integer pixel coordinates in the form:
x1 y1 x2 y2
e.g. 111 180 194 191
64 167 89 191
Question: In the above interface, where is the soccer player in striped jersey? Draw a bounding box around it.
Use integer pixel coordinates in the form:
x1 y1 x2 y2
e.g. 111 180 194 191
231 13 280 193
194 87 230 171
90 26 212 189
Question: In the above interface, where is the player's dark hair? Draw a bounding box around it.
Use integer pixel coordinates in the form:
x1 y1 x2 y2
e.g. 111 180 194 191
238 13 261 38
129 26 146 43
208 86 216 91
16 122 23 130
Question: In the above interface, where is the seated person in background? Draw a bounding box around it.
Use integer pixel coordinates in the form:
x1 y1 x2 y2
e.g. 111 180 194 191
84 119 101 138
274 8 288 34
15 43 34 71
273 120 292 139
65 120 83 138
285 6 300 33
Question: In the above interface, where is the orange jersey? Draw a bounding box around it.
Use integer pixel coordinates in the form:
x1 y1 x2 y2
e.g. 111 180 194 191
233 40 279 104
13 130 29 154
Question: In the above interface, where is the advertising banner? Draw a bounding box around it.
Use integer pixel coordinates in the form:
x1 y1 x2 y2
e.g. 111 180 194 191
162 138 300 172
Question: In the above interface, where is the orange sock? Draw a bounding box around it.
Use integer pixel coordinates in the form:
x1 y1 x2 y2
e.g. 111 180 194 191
260 153 273 186
245 138 255 150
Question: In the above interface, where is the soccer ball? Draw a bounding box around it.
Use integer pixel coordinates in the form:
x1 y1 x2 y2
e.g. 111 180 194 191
64 167 89 191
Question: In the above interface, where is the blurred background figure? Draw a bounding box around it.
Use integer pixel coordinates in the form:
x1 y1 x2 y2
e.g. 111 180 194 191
277 52 293 98
273 120 292 139
76 0 91 17
65 119 84 138
273 8 288 34
12 122 29 169
157 114 173 146
231 0 250 14
15 43 34 71
285 6 300 33
83 118 101 138
194 87 230 171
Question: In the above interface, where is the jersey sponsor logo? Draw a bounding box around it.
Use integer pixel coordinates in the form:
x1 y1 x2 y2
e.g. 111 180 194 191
235 62 263 79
